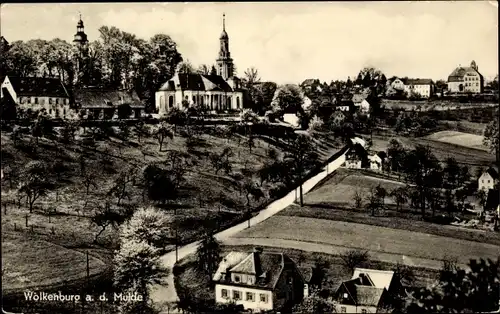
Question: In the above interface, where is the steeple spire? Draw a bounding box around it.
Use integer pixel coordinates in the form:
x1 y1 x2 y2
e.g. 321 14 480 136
223 13 225 31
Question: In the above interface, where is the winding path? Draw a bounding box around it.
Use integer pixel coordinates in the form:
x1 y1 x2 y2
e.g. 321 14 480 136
151 151 348 313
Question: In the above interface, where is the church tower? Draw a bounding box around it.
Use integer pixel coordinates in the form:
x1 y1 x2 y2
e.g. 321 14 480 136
216 13 234 80
73 14 89 85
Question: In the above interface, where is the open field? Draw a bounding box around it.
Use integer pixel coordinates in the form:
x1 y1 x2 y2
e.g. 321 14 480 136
1 124 342 292
369 134 495 168
303 168 404 206
425 130 489 152
439 120 489 136
232 215 500 266
381 99 498 111
2 232 107 292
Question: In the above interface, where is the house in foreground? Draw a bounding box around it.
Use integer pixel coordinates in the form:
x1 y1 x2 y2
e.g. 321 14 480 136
478 168 499 192
213 247 305 312
368 154 384 171
332 268 403 313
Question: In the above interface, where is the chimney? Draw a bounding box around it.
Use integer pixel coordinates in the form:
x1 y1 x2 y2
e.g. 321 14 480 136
253 247 263 275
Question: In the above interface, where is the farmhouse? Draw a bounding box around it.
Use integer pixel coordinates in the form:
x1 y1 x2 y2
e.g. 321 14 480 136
213 247 305 312
352 92 371 115
0 75 71 119
72 87 145 120
368 154 384 171
332 268 403 313
478 168 499 192
447 60 484 94
403 78 434 98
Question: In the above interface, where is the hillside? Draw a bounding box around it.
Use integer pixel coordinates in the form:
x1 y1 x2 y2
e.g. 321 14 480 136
0 121 342 293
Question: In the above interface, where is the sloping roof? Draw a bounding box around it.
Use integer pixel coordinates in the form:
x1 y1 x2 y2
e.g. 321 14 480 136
73 87 144 109
352 93 366 103
350 137 366 148
6 76 70 98
301 79 319 86
448 67 483 82
354 285 386 307
485 167 499 179
403 78 433 85
352 268 395 290
158 73 233 92
214 251 287 289
485 189 499 210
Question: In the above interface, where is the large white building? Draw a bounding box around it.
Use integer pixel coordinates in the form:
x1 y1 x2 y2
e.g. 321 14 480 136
155 14 244 115
390 78 434 98
447 60 484 94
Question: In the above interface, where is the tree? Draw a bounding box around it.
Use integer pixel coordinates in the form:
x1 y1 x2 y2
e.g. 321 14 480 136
210 65 217 76
152 122 174 151
108 167 136 206
196 64 211 75
444 157 460 188
406 258 500 313
292 293 336 313
142 164 177 205
285 134 320 206
387 139 406 173
18 161 51 213
390 187 408 211
91 201 127 243
483 111 499 162
176 60 195 74
114 239 169 311
121 206 173 250
196 232 222 279
353 190 363 208
270 84 304 117
366 186 383 216
209 149 233 175
340 250 370 273
133 120 149 143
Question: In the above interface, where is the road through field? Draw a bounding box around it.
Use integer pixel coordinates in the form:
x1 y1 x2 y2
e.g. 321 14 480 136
150 149 349 313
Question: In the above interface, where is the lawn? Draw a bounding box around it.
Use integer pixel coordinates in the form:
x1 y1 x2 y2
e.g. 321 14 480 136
303 168 405 207
1 123 342 292
425 130 489 152
232 215 500 266
1 232 107 293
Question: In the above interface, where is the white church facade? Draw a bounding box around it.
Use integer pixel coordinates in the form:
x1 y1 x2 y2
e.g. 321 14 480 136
155 14 244 115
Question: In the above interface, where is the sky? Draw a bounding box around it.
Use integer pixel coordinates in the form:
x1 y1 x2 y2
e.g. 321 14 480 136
1 2 498 84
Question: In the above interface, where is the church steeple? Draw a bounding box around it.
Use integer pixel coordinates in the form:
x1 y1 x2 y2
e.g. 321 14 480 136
73 13 89 86
216 13 234 80
73 13 88 48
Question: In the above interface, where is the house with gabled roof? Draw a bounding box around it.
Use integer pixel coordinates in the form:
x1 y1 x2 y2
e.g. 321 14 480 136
478 167 499 192
213 247 305 312
333 268 403 313
448 60 484 94
1 75 72 119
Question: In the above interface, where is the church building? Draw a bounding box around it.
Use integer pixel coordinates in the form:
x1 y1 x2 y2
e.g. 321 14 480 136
155 14 244 115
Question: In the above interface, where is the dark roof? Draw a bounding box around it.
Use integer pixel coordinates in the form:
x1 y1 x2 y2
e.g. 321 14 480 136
339 276 386 307
448 67 483 82
73 87 144 109
301 79 319 86
159 73 233 92
6 76 70 98
1 87 15 104
403 78 433 85
485 167 499 179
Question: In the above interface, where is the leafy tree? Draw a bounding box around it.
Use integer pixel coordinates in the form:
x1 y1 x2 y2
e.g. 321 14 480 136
366 186 383 216
196 232 222 279
285 134 320 206
196 64 211 75
209 149 233 175
176 60 195 74
133 120 149 143
270 84 304 117
340 250 370 273
390 187 408 211
292 293 336 313
142 164 177 205
164 107 187 132
18 161 51 213
483 110 499 162
406 258 500 313
108 166 137 206
91 201 127 243
114 239 169 311
152 122 174 151
120 206 173 250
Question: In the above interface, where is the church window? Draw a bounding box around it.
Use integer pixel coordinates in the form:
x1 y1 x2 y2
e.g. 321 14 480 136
192 96 196 104
169 96 174 108
236 96 240 109
34 98 39 104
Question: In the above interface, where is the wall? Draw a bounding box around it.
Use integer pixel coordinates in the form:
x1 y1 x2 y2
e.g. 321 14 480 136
215 284 273 312
283 113 300 127
156 90 244 114
478 173 495 191
336 304 378 313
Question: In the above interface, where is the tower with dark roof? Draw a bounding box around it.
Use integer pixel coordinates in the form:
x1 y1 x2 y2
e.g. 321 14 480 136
73 14 89 86
216 13 234 80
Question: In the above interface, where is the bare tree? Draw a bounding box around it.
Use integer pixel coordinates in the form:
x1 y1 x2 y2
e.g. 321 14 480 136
353 190 363 208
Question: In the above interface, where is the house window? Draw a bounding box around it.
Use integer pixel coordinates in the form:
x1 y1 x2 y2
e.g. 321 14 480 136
260 294 267 303
361 309 367 314
192 96 196 104
221 289 228 299
27 97 31 104
233 290 241 300
49 98 53 104
34 97 39 104
234 275 240 283
246 292 255 302
49 109 53 115
341 307 346 313
56 98 60 105
488 180 490 183
343 293 349 299
63 108 66 116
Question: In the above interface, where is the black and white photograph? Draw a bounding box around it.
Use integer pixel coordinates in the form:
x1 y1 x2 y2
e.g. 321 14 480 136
1 2 499 314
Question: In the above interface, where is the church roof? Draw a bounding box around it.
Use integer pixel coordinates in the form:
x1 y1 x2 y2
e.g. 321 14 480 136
5 76 70 98
158 73 234 92
220 29 229 40
448 66 483 82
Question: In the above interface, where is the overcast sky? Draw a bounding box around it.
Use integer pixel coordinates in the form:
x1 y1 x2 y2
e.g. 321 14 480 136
1 2 498 84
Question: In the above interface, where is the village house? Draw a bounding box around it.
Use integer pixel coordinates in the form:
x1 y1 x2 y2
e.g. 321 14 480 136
352 92 371 115
0 75 72 119
282 95 312 128
72 87 145 120
478 168 499 192
332 268 403 313
447 60 484 94
155 14 244 115
368 153 384 171
213 247 305 312
389 77 434 98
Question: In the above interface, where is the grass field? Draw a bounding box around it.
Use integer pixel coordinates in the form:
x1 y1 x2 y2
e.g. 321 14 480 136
1 124 342 292
232 215 500 266
303 169 404 207
439 120 488 136
425 130 489 152
381 99 498 111
2 232 107 292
